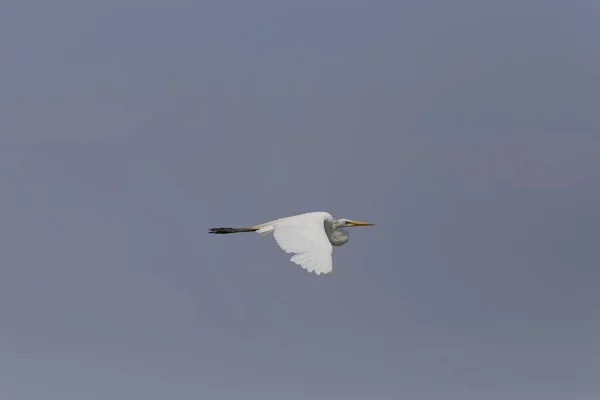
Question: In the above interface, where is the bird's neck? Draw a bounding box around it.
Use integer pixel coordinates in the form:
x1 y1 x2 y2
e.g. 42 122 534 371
325 223 349 247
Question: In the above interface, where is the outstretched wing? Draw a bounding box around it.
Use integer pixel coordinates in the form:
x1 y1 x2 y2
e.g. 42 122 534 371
256 212 333 275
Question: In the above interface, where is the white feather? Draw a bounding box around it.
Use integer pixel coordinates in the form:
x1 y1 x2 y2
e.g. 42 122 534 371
255 212 333 275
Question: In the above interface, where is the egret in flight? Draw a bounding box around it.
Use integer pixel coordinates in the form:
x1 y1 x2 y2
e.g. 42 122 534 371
209 212 374 275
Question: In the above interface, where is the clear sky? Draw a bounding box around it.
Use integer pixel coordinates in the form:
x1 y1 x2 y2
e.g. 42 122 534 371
1 1 599 399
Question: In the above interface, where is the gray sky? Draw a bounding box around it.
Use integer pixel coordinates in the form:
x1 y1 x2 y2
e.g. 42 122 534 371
1 1 599 399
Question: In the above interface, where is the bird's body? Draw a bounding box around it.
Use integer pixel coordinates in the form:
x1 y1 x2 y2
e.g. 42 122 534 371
209 212 374 275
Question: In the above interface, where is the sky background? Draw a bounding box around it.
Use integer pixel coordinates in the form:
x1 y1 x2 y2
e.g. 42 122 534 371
1 1 600 399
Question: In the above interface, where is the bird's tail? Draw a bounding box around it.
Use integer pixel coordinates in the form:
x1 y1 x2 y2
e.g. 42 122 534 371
209 226 258 234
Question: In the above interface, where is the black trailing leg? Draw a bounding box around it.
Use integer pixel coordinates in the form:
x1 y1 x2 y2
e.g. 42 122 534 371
209 227 258 234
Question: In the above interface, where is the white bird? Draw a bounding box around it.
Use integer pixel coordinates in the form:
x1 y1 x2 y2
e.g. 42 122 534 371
209 212 374 275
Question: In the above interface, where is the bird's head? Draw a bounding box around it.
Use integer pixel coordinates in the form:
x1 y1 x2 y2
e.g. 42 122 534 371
335 218 375 229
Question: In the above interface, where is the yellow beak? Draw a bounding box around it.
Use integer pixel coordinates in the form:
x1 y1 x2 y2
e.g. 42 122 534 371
348 220 375 227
